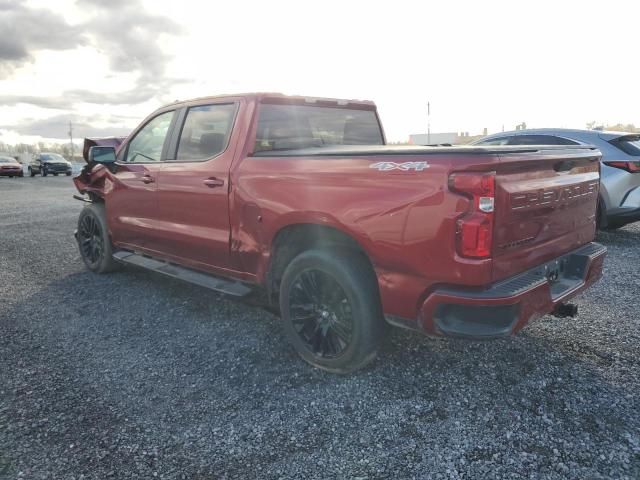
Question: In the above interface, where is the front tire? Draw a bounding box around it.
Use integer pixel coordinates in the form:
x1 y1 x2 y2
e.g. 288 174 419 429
77 203 119 273
279 249 385 373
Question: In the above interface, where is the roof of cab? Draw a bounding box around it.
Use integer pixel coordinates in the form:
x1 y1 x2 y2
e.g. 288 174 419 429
163 92 377 109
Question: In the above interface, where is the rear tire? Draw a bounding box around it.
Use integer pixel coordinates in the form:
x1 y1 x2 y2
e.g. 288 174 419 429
279 249 385 373
77 203 120 273
598 200 626 230
596 199 606 230
605 221 625 231
66 171 71 176
53 173 59 176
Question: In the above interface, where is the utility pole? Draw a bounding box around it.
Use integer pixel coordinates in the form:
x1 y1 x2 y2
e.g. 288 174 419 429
427 102 431 145
68 121 74 160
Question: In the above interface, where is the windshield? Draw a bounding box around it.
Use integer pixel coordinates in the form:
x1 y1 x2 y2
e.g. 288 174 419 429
0 157 16 163
254 103 384 152
40 153 66 161
612 136 640 156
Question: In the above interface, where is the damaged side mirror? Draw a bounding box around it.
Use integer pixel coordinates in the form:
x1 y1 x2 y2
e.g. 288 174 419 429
88 146 117 164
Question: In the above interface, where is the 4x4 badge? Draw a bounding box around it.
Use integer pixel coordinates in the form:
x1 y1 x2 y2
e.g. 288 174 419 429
369 161 429 172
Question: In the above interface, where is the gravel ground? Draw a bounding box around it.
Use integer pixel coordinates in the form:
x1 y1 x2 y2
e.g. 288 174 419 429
1 177 639 479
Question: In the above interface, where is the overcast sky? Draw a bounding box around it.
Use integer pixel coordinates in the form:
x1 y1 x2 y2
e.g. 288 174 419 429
1 0 639 144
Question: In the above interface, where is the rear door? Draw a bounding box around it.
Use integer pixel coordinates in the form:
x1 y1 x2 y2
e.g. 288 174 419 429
155 101 239 271
107 110 175 252
492 147 601 282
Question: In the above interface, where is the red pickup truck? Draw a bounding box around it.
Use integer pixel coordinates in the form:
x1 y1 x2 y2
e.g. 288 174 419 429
74 93 606 373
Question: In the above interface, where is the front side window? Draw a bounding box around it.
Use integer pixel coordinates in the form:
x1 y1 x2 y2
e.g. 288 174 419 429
176 103 237 161
125 110 175 163
254 104 383 152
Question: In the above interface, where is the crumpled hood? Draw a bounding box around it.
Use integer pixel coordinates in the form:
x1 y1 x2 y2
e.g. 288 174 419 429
82 137 126 163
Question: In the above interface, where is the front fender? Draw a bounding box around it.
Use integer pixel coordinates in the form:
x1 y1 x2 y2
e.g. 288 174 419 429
73 164 110 199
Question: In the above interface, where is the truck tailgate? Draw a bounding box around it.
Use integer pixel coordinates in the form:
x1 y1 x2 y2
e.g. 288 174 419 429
492 148 601 282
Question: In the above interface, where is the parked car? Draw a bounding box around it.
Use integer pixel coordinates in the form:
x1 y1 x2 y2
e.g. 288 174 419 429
73 93 606 373
0 156 24 177
472 129 640 229
29 153 72 177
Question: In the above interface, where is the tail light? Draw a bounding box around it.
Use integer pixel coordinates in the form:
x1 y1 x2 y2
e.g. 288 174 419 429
604 161 640 173
449 172 495 258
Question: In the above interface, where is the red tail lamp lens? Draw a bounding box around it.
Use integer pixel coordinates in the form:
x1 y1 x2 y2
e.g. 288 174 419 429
449 172 496 259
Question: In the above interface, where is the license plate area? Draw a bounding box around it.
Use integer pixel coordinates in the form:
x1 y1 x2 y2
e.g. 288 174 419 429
533 251 591 300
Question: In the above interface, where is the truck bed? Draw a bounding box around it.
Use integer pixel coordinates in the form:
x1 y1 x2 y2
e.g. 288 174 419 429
251 144 599 157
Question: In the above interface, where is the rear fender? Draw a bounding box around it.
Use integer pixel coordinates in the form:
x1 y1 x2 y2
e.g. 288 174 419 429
251 211 375 283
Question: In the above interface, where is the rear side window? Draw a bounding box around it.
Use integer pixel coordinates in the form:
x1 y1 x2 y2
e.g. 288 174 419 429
610 136 640 156
176 103 237 161
254 104 383 152
507 135 579 146
477 137 510 146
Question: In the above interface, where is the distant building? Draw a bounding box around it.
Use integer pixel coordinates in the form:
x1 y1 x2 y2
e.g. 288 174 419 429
409 132 458 145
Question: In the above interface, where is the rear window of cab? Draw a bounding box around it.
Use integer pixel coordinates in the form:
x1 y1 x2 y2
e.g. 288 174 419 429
254 104 383 152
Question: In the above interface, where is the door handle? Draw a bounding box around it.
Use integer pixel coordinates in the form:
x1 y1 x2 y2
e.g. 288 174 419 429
141 174 155 184
203 177 225 188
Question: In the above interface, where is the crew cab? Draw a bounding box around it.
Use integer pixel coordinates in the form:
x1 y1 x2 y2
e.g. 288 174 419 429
73 93 606 373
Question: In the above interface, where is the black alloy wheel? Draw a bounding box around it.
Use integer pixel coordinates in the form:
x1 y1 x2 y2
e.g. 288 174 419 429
279 249 385 373
288 268 354 359
76 204 119 273
78 213 104 266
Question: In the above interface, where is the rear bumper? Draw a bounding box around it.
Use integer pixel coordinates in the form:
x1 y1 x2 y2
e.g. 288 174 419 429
620 185 640 210
390 242 606 338
605 185 640 226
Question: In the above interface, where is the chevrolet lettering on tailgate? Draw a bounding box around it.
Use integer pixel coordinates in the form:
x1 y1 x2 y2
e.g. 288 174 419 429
511 180 599 211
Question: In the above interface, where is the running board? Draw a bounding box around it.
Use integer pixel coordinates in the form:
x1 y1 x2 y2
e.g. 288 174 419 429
113 251 253 297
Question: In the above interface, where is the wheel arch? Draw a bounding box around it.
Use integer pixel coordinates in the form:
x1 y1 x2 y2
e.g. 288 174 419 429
266 223 378 306
597 194 608 229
